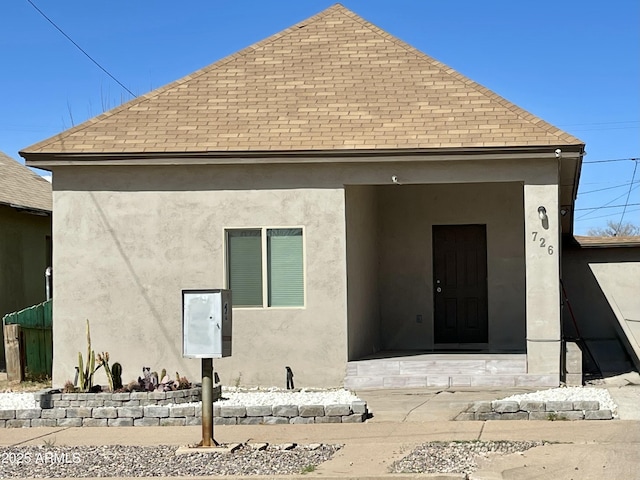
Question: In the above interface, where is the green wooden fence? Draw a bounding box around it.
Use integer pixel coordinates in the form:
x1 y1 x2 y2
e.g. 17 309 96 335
2 299 52 378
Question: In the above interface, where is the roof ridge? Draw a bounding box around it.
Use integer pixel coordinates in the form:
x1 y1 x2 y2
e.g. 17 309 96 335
338 6 583 146
22 5 344 154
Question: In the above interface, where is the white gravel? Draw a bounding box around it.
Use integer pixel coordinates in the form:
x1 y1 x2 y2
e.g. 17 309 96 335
217 387 362 406
500 386 618 415
0 386 617 416
0 387 362 411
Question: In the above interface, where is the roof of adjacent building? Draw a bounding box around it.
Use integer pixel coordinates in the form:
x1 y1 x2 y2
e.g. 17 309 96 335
21 4 583 156
0 151 52 212
573 235 640 248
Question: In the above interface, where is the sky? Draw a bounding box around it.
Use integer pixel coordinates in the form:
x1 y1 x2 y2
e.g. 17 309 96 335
1 0 638 235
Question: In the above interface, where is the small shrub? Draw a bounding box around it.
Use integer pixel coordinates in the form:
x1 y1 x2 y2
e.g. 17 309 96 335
62 380 76 393
301 465 316 474
177 376 191 390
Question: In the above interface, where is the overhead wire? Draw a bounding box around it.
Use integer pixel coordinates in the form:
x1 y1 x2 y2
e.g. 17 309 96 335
558 120 639 127
575 202 640 211
575 184 640 219
583 157 638 164
579 180 640 195
616 160 639 231
24 0 136 98
574 208 640 223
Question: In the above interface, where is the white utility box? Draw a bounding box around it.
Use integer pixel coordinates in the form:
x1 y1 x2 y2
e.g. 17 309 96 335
182 289 232 358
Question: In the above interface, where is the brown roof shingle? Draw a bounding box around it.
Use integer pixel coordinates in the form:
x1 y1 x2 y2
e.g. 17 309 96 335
0 151 52 211
21 4 583 156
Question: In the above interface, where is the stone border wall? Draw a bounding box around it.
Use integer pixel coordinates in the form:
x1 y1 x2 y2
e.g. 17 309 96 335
455 400 613 421
212 401 367 425
35 387 204 409
0 392 368 428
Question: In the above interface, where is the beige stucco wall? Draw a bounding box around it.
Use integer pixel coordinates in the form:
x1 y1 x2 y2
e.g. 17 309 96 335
345 186 380 360
0 205 51 368
563 247 640 374
51 166 348 388
523 183 561 377
376 182 526 351
50 157 560 387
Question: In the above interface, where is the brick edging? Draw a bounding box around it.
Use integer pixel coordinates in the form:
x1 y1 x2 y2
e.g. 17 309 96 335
455 400 613 421
0 399 368 428
35 386 204 409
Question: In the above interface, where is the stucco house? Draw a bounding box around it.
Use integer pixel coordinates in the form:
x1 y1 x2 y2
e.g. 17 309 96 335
21 5 588 389
0 151 52 370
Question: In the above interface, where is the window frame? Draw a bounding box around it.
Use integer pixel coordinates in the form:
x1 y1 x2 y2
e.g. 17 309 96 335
224 226 306 309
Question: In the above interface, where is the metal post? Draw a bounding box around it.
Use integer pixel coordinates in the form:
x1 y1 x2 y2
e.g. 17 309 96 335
201 358 217 447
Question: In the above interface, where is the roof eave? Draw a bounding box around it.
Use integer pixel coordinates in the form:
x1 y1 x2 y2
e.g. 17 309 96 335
23 144 585 168
0 201 51 216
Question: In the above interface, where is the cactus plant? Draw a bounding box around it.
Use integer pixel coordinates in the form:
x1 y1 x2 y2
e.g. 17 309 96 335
76 320 103 392
97 352 113 391
111 362 123 390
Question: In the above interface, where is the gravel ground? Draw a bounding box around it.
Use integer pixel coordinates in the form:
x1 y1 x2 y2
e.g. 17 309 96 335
390 440 546 475
0 444 340 478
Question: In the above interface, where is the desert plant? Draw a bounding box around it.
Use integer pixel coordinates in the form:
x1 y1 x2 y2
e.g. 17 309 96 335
176 375 191 390
43 437 56 447
126 379 141 392
76 320 118 392
96 352 113 391
111 362 123 390
77 320 98 392
301 465 316 474
62 380 76 393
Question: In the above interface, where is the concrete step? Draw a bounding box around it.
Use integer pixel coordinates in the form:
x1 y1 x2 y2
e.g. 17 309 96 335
344 353 557 389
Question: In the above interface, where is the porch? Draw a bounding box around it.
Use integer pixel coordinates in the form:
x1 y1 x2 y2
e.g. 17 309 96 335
344 178 562 387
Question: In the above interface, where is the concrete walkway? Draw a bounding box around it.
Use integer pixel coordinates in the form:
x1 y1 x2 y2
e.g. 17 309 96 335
1 385 639 479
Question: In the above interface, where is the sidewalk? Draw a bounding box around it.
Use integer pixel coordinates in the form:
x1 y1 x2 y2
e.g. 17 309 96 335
1 385 639 479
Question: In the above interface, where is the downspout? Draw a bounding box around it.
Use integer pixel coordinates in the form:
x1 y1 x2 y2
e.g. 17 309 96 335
45 266 52 300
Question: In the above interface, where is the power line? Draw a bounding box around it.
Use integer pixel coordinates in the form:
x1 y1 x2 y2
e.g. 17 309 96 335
575 202 640 212
24 0 136 98
583 157 638 164
574 208 640 223
617 160 639 230
558 120 640 127
575 184 640 219
579 180 640 195
570 126 640 133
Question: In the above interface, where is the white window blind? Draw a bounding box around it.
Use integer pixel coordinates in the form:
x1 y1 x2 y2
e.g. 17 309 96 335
267 228 304 307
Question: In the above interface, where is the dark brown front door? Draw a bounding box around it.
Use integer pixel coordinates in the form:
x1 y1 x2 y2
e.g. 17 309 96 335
433 224 488 344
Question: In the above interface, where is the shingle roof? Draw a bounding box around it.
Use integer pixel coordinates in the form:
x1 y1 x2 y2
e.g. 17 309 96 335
573 235 640 248
0 151 52 211
21 4 583 156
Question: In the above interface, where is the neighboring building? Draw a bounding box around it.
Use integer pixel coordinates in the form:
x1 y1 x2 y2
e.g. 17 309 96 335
22 5 588 388
562 236 640 378
0 151 52 370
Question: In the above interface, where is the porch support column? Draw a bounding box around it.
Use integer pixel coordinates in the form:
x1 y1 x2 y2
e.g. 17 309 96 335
524 183 561 380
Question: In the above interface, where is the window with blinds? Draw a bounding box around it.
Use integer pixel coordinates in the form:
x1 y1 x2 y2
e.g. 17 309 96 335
226 228 304 308
226 229 262 307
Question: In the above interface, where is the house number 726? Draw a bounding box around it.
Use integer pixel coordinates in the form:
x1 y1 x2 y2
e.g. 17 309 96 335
531 232 554 255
